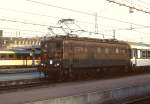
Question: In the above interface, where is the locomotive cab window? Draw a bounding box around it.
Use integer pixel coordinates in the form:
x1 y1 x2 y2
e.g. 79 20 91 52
56 42 61 49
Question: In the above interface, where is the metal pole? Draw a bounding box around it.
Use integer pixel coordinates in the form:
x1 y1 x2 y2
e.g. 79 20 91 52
113 29 116 39
95 12 98 34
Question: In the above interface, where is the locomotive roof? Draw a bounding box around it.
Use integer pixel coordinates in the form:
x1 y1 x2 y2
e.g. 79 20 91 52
43 35 128 45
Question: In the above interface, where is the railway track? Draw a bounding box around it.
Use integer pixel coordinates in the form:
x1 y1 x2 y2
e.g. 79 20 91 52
123 95 150 104
0 70 150 93
0 78 49 92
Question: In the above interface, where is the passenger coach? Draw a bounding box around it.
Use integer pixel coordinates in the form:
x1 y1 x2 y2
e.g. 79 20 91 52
0 49 40 68
129 42 150 68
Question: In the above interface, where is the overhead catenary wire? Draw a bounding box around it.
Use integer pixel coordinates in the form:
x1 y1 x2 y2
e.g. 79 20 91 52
0 0 150 41
26 0 93 16
0 18 48 26
0 7 132 30
136 0 150 7
1 16 150 39
0 17 109 37
0 16 128 32
26 0 150 29
0 1 149 31
0 21 149 42
0 7 60 19
106 0 150 14
0 27 46 33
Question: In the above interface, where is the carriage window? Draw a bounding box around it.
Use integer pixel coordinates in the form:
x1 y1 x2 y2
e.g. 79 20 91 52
9 54 14 59
0 55 6 59
148 51 150 58
141 51 146 58
131 49 137 58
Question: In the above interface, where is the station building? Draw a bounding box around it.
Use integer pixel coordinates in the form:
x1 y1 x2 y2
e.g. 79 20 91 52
0 30 42 49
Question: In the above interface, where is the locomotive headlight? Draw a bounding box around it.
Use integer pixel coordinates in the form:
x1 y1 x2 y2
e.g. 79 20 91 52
56 63 60 66
54 63 60 67
41 63 45 66
49 59 53 64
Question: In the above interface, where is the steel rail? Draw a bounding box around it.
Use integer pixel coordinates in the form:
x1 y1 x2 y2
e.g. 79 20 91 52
0 78 49 91
123 95 150 104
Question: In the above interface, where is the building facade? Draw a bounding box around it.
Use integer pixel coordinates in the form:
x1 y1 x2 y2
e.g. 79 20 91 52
0 37 41 49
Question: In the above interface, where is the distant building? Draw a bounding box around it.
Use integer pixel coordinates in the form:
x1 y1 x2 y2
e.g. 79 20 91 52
0 37 41 49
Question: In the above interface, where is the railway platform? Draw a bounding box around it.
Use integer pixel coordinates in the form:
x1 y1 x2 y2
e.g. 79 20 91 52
1 74 150 104
0 67 37 74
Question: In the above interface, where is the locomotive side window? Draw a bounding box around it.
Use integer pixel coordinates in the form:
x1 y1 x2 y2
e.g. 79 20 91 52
75 47 83 53
110 47 115 54
120 49 126 54
105 48 109 54
84 48 88 52
97 47 101 53
115 48 119 54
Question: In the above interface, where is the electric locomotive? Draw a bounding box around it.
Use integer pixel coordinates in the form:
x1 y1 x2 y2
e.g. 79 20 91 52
39 35 132 79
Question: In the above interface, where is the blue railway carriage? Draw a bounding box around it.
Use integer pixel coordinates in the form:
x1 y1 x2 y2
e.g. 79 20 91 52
129 42 150 68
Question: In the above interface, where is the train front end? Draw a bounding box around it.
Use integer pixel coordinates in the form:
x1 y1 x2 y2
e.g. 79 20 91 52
39 38 63 78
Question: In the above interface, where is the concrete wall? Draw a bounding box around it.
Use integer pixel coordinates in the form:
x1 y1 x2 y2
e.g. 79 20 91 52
26 84 150 104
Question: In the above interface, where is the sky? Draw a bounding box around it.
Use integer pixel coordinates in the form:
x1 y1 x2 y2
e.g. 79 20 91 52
0 0 150 43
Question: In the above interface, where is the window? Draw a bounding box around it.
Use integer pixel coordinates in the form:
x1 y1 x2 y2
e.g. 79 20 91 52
141 51 146 58
115 48 119 54
131 49 137 58
148 51 150 58
75 47 83 53
0 55 6 59
9 54 14 59
97 47 101 53
105 48 109 54
137 50 141 58
84 48 88 52
56 43 61 49
121 49 126 54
